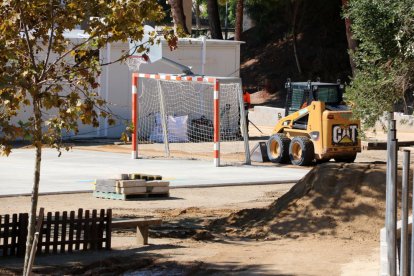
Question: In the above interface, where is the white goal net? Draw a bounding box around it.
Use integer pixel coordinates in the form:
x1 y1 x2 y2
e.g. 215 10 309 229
132 74 250 166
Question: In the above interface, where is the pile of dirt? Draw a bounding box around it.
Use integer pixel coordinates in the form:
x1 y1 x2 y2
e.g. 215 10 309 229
210 163 399 241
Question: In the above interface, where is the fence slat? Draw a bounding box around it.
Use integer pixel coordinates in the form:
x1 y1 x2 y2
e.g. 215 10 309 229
75 209 83 251
10 214 18 256
17 213 28 257
68 211 75 253
36 219 44 255
105 209 112 250
35 208 45 255
97 209 105 250
44 212 52 255
83 210 90 251
3 215 10 257
90 210 97 250
52 211 60 254
60 211 67 253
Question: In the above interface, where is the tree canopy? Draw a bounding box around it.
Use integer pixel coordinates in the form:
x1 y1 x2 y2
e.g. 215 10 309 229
0 0 171 155
345 0 414 127
0 1 171 273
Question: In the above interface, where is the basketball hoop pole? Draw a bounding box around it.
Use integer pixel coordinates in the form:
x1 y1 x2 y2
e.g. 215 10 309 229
131 73 138 159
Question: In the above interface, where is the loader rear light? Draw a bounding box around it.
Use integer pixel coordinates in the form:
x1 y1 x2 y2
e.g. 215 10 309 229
327 114 334 119
310 131 320 141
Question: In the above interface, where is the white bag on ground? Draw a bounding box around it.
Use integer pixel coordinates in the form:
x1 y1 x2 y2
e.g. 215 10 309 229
149 114 189 143
167 115 189 142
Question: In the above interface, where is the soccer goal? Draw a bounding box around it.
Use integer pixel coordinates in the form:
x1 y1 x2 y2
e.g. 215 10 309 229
131 73 250 166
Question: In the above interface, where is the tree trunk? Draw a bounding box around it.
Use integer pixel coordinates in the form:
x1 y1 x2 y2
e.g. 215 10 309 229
292 0 302 75
169 0 190 35
23 98 42 275
235 0 244 41
207 0 223 39
402 79 409 114
193 1 201 30
342 0 357 75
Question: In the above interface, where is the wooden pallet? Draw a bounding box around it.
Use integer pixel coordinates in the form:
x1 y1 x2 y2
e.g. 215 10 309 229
128 174 162 181
93 191 169 200
115 186 169 194
116 180 146 188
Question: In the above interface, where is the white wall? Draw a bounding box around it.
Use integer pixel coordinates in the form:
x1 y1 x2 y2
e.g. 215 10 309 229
4 37 243 140
13 37 241 139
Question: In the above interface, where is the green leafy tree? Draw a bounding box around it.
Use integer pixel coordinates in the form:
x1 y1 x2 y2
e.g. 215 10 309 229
345 0 414 128
0 1 174 273
192 0 237 35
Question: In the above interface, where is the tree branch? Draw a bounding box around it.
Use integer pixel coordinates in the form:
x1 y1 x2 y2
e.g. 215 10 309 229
43 35 96 77
40 1 55 81
100 42 151 67
38 42 148 87
20 8 38 77
71 83 128 122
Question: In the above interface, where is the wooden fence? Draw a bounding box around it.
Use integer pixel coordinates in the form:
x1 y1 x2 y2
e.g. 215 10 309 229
0 208 112 257
0 213 29 257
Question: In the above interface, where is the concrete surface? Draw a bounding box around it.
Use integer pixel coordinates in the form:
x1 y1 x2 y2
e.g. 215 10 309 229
248 106 285 136
380 217 412 276
0 148 309 196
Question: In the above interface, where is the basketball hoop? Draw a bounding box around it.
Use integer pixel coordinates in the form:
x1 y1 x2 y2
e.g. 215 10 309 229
126 55 148 72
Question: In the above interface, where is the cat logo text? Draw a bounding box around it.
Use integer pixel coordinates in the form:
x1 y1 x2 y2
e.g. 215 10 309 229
332 124 358 145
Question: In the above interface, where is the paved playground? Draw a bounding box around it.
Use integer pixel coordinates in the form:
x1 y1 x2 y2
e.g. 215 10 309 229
0 148 309 196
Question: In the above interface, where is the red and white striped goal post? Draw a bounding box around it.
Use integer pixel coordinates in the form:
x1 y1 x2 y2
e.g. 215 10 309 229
130 73 250 167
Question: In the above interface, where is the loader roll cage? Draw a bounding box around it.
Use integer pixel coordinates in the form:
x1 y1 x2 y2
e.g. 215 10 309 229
284 79 345 116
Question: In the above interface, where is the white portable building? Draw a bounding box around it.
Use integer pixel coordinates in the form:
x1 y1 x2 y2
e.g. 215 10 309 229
6 30 244 139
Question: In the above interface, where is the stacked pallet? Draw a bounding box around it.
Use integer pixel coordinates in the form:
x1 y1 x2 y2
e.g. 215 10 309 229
93 174 170 200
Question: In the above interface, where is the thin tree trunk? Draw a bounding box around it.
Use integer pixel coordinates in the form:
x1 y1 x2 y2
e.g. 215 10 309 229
402 79 408 114
342 0 357 75
193 1 201 30
169 0 190 35
292 0 302 75
207 0 223 39
235 0 244 41
23 98 42 275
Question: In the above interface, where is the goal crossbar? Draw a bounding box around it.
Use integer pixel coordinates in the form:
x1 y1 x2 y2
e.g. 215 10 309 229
131 73 251 167
136 73 242 83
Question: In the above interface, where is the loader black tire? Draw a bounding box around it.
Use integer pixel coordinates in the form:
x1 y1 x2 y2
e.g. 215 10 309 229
266 134 291 164
289 136 314 166
334 153 357 163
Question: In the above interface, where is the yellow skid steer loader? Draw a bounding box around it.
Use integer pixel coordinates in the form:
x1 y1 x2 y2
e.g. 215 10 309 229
267 80 361 166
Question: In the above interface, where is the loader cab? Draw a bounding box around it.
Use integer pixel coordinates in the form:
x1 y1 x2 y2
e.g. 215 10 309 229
284 79 345 116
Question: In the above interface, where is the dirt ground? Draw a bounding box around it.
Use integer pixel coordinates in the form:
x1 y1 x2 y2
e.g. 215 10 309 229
1 147 413 275
0 182 380 276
